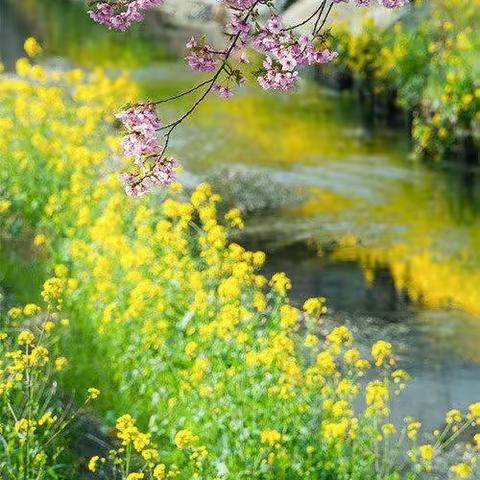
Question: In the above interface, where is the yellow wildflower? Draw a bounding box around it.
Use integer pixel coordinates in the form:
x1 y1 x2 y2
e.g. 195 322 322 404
17 330 34 345
260 429 282 446
8 307 22 318
468 403 480 424
153 464 166 479
225 208 244 230
87 387 100 399
184 341 198 358
446 409 462 425
382 423 396 436
406 420 421 439
24 37 43 57
38 411 57 426
126 473 144 480
88 456 99 472
55 356 68 371
451 463 470 478
419 444 434 461
23 304 41 316
303 297 327 316
174 429 198 449
270 272 291 295
33 234 47 246
0 199 11 213
371 340 395 367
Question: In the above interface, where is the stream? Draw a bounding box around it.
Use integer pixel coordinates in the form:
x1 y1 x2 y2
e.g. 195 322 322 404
2 0 480 432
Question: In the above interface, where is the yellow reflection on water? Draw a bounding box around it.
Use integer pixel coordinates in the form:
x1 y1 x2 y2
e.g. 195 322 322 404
197 84 404 166
197 83 480 321
332 237 480 315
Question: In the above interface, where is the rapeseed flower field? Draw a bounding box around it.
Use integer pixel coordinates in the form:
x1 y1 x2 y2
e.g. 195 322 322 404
1 39 480 479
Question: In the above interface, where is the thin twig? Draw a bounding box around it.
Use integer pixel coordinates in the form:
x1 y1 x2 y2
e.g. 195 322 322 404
284 1 325 31
313 0 328 34
315 1 334 36
152 78 214 105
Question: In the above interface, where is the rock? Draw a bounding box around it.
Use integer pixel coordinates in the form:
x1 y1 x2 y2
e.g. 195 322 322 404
158 0 225 43
161 0 218 27
205 165 307 215
152 0 408 51
282 0 408 34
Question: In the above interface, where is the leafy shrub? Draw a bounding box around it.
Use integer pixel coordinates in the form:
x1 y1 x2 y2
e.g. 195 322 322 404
330 0 480 161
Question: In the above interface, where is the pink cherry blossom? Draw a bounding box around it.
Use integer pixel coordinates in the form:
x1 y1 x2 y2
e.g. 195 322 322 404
88 0 164 30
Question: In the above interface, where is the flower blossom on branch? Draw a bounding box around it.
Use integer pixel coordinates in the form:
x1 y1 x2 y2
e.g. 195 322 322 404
88 0 165 30
116 103 177 196
89 0 409 196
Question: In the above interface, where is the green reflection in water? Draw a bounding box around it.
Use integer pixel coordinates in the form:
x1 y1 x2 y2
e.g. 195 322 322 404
6 0 172 68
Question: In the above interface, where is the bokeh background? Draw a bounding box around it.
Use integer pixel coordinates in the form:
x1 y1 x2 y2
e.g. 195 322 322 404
1 0 480 431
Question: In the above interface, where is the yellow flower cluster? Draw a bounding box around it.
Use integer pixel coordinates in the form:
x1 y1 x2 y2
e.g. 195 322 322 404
0 300 98 477
174 429 198 449
260 429 282 446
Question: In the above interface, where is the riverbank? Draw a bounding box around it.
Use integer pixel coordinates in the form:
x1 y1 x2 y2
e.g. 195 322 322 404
3 0 480 430
2 0 480 474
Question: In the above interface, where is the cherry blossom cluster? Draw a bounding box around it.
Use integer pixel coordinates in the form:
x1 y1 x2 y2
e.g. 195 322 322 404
254 17 338 91
116 103 177 196
88 0 164 31
184 12 339 93
88 0 409 196
183 0 408 93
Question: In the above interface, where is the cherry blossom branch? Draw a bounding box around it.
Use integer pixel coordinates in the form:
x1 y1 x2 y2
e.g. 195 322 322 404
127 1 261 192
312 0 329 34
159 2 259 132
152 78 214 105
88 0 410 196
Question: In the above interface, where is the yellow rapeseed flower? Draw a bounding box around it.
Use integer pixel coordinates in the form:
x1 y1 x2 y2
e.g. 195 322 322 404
24 37 42 57
54 356 68 371
87 387 100 399
260 429 282 446
175 429 198 449
371 340 395 367
126 473 144 480
23 303 41 316
419 444 434 461
184 341 198 358
153 464 166 479
33 234 47 246
303 297 327 316
0 199 11 213
451 463 470 478
38 411 57 426
88 456 99 472
17 330 34 345
270 272 291 295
